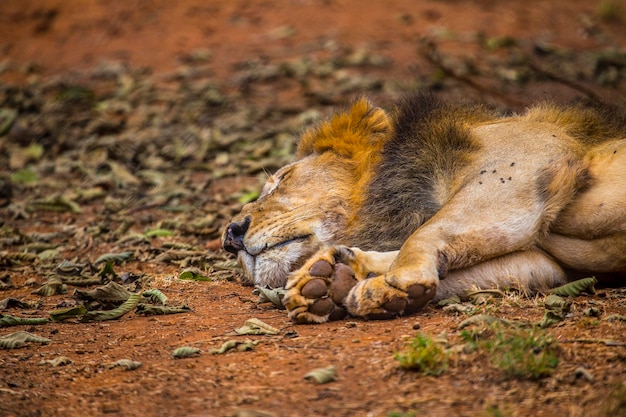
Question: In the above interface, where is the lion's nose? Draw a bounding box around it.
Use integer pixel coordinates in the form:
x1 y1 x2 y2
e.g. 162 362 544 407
223 217 251 254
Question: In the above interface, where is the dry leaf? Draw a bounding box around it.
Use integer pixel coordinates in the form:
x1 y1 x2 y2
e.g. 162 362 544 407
304 366 338 384
172 346 201 358
234 318 279 335
0 331 52 349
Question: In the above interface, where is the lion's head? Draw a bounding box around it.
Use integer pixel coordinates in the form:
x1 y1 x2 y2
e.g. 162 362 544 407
222 98 392 288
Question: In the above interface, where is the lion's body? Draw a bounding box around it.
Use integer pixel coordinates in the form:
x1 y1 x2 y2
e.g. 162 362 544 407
223 95 626 323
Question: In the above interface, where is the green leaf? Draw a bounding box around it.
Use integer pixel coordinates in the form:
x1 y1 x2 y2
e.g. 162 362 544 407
27 195 81 213
538 310 566 329
0 108 17 136
94 251 134 265
10 168 38 184
209 339 258 354
172 346 201 359
466 289 504 305
437 295 461 307
23 143 44 160
74 281 132 304
55 261 88 276
49 305 88 322
60 276 102 287
0 314 50 327
304 366 338 384
79 293 141 322
37 248 59 262
178 268 212 281
211 340 239 354
551 277 597 297
38 356 72 367
0 331 52 349
135 304 191 316
109 359 142 370
544 294 572 312
141 289 168 305
32 277 67 296
0 298 36 310
254 286 286 309
145 228 174 238
442 303 474 315
98 261 118 279
234 318 279 335
538 294 572 328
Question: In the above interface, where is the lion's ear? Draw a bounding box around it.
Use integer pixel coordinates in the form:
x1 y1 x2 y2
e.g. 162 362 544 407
296 98 392 159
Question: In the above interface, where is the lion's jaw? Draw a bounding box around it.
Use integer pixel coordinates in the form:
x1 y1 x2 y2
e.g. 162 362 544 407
236 232 325 288
224 155 353 288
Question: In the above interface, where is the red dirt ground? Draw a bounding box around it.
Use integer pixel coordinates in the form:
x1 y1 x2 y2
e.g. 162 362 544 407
0 1 625 417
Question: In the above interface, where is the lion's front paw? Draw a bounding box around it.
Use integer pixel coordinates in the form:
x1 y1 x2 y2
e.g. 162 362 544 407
344 272 437 320
284 250 359 324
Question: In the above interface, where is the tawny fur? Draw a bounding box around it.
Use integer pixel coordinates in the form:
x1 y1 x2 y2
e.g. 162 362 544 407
223 94 626 322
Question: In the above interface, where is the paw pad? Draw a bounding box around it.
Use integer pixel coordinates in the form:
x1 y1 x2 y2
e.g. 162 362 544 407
383 296 407 313
407 283 426 299
309 298 334 316
309 260 333 277
301 278 328 299
365 311 397 320
288 258 359 323
328 306 348 321
404 283 435 314
328 263 356 304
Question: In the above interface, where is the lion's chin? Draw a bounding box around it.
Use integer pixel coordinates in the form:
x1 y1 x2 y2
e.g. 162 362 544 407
236 239 321 288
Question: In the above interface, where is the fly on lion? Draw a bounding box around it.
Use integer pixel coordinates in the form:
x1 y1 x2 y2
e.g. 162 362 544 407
223 94 626 324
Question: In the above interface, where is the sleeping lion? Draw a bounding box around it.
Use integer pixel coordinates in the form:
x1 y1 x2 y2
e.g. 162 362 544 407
223 94 626 323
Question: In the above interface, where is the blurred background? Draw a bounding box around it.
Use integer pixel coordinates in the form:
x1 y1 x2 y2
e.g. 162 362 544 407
0 2 625 415
1 0 625 239
0 0 626 234
1 0 625 231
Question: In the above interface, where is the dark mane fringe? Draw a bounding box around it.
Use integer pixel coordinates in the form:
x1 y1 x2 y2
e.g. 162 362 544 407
524 99 626 145
348 94 494 250
568 100 626 142
346 94 625 251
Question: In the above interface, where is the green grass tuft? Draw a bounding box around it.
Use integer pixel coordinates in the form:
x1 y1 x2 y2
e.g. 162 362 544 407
394 333 449 376
461 325 559 380
598 0 623 22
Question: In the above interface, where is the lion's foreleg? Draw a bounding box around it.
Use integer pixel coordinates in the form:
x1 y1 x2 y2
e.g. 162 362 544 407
343 159 584 318
434 249 568 301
